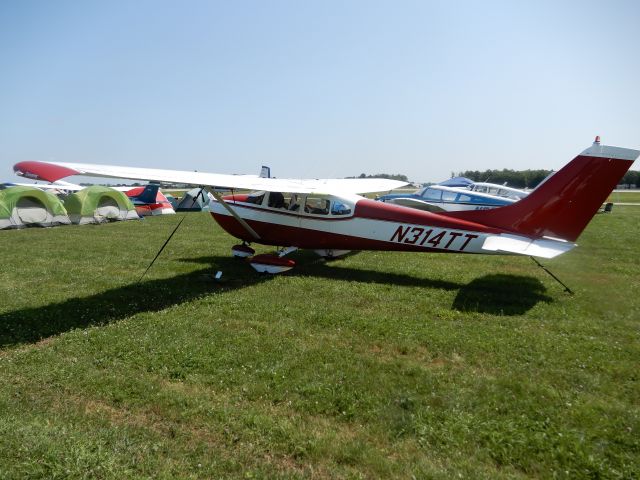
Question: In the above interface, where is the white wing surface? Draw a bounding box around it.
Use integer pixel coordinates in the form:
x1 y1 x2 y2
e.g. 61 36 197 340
14 161 407 195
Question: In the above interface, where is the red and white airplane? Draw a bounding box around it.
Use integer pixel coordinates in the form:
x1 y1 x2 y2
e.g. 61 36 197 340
13 137 638 273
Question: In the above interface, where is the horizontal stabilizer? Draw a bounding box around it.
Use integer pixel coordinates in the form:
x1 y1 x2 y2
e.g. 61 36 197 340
482 234 575 258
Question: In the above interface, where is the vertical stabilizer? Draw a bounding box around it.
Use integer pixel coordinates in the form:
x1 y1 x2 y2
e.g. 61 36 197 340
130 183 160 204
445 139 638 242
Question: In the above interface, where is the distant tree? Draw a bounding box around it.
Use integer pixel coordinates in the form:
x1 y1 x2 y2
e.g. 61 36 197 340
620 170 639 187
347 173 409 182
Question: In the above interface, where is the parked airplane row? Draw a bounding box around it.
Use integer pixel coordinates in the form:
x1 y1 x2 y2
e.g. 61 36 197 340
12 137 638 274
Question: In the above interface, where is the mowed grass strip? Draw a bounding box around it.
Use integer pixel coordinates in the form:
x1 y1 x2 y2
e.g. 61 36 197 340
0 208 638 479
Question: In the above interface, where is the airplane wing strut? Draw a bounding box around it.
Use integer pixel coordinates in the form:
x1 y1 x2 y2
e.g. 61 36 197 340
206 187 261 240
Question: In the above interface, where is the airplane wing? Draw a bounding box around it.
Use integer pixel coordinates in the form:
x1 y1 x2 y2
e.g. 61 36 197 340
13 161 407 195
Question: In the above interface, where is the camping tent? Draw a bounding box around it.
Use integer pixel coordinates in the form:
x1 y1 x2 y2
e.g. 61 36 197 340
175 188 213 212
0 186 71 229
164 193 178 210
64 186 139 224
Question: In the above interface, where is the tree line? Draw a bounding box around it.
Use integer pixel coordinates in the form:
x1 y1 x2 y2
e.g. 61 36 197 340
452 169 640 189
348 173 409 182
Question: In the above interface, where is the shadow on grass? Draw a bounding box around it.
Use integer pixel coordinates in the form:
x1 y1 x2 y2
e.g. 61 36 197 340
452 273 552 315
0 256 552 348
0 258 268 348
182 252 462 291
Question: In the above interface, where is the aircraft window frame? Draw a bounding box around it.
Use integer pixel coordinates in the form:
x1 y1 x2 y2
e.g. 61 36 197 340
288 193 302 212
441 191 457 202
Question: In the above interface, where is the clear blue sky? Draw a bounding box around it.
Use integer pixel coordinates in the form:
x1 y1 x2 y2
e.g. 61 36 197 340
1 0 638 183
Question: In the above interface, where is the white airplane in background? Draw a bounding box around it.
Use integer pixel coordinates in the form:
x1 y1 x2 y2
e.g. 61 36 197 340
466 182 529 200
377 178 530 213
13 137 638 274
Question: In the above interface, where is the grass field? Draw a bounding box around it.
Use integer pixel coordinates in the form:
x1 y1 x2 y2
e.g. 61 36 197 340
608 190 640 203
0 208 638 479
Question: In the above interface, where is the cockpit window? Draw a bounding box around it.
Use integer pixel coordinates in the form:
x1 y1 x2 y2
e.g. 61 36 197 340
331 201 351 215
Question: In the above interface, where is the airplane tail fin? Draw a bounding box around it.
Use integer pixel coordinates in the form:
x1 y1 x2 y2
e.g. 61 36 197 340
445 138 638 242
131 183 160 203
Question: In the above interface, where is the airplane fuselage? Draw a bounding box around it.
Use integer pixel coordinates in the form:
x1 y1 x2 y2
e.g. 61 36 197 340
210 193 501 254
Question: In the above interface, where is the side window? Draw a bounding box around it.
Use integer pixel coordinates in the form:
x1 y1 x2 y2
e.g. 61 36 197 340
422 188 442 201
331 201 351 216
304 197 330 215
457 194 472 203
441 191 457 202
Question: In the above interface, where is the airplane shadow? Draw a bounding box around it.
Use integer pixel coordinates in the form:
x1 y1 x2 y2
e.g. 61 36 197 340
0 259 268 349
0 256 551 348
452 273 552 315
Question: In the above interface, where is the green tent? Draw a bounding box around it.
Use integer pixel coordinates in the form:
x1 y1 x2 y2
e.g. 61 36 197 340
64 186 139 224
0 186 71 229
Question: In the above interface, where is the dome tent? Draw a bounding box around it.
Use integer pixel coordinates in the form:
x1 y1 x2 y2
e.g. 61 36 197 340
0 186 71 229
64 186 139 224
175 188 213 212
